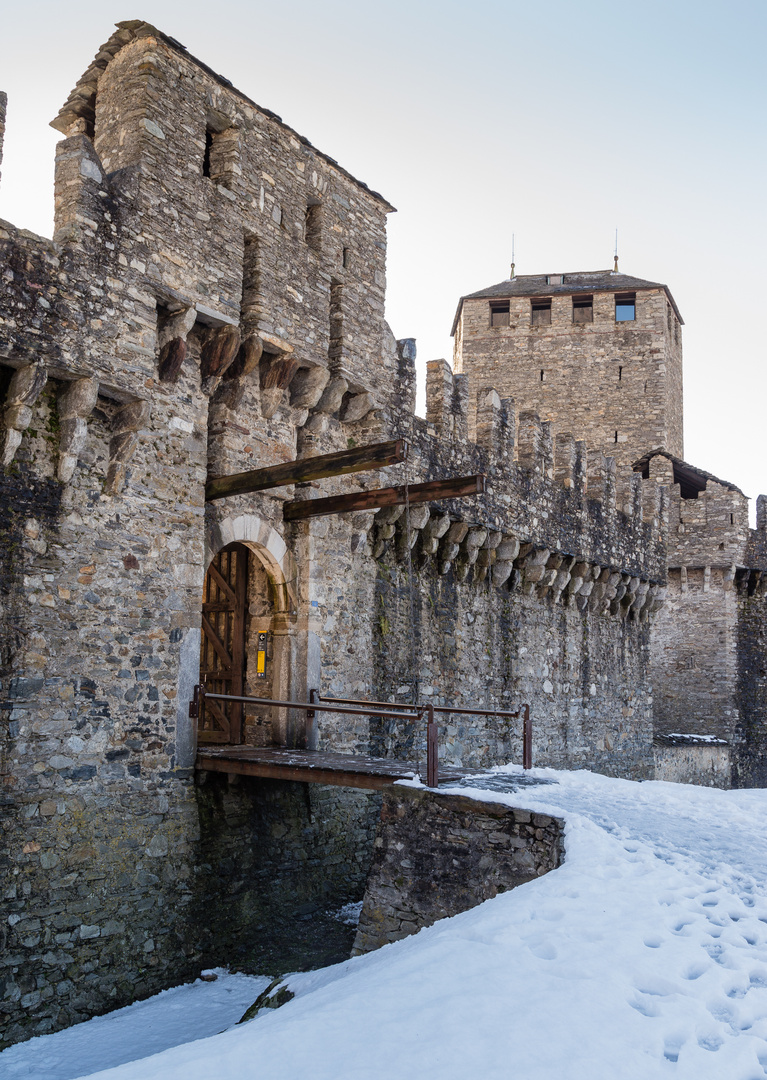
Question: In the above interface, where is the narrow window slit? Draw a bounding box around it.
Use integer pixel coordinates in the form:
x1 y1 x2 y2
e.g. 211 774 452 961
203 129 214 177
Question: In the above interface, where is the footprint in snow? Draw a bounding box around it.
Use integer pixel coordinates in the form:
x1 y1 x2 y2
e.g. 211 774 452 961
662 1032 687 1063
526 938 557 960
628 992 660 1018
682 961 709 980
643 935 663 948
697 1032 724 1052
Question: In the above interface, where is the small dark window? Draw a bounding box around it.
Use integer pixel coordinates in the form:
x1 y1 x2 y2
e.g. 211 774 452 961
202 128 214 177
305 203 323 252
615 292 636 321
614 430 619 443
540 370 545 382
490 301 510 327
618 366 623 381
573 295 593 324
531 298 551 326
342 247 350 269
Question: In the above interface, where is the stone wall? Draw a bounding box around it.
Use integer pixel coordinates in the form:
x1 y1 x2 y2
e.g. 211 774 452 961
653 737 731 788
734 571 767 787
353 785 564 954
651 568 739 742
649 464 767 782
194 775 380 974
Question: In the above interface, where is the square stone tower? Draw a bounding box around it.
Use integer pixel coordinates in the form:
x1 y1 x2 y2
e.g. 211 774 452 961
452 269 683 467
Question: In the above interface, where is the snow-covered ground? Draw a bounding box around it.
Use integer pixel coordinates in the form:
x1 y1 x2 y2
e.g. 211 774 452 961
0 970 272 1080
5 767 767 1080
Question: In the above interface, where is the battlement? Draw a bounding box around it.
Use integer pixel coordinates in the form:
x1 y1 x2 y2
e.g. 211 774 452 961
369 359 668 619
424 357 666 529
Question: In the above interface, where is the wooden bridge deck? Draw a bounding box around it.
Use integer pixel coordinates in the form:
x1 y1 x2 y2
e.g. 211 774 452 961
195 745 481 790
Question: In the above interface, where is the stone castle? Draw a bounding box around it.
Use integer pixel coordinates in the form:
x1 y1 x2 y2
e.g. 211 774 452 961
0 20 765 1046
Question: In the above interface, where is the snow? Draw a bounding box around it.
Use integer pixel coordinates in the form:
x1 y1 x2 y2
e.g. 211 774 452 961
665 732 729 744
5 767 767 1080
0 970 271 1080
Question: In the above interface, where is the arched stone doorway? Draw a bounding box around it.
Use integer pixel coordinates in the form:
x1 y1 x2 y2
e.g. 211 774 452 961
199 514 304 748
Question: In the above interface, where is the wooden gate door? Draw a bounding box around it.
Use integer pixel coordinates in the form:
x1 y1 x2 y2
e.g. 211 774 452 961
199 542 248 744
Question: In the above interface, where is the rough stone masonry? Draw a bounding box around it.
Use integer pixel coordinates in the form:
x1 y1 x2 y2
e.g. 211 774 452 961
0 18 765 1047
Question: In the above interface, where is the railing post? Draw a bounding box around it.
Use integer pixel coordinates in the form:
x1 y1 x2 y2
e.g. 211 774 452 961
307 688 319 751
522 704 532 770
425 702 438 787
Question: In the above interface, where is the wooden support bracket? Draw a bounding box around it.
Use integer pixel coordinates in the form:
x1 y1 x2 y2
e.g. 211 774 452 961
283 474 487 521
205 439 408 502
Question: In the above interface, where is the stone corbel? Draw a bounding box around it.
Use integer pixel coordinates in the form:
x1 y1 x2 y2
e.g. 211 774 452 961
371 504 405 559
474 531 502 583
438 520 469 576
290 364 331 409
158 307 198 383
259 337 299 419
420 513 451 556
313 376 348 416
200 325 242 394
106 399 150 495
1 362 48 467
340 391 377 424
58 376 99 482
395 504 430 559
492 535 521 588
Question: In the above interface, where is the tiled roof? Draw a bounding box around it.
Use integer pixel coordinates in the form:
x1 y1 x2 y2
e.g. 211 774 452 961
632 449 745 497
452 270 683 334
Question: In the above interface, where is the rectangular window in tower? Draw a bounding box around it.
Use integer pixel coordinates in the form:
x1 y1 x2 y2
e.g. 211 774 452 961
489 301 510 327
305 202 323 252
202 122 238 188
573 295 593 324
531 298 551 326
615 292 636 321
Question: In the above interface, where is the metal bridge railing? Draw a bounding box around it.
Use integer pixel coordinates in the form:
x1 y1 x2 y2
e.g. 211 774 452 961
190 686 531 787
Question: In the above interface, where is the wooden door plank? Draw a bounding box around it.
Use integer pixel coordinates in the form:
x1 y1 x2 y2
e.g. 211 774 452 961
229 545 247 744
202 696 231 736
201 613 233 668
207 562 237 605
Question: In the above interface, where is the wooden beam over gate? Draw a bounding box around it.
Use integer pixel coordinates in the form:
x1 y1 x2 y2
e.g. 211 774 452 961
283 474 487 521
205 439 408 502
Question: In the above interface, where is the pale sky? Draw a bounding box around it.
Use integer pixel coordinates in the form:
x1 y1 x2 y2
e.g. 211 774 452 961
1 0 765 513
